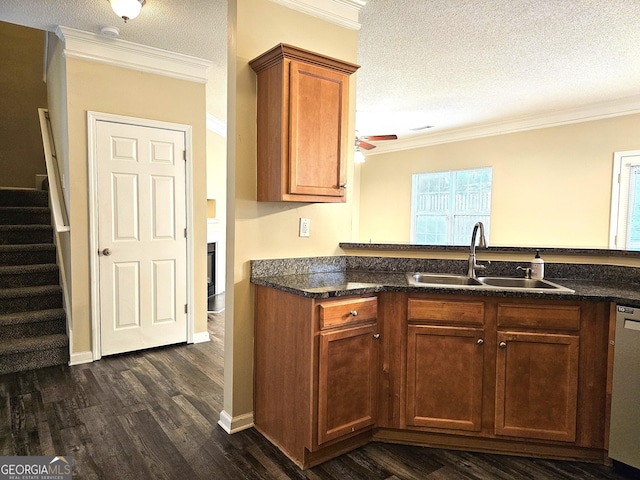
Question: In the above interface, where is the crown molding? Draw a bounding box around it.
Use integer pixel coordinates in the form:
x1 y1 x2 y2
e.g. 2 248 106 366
206 113 227 137
270 0 366 30
365 94 640 156
55 26 211 84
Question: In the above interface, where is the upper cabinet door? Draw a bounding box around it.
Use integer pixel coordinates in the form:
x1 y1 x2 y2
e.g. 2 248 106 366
288 60 348 198
250 44 359 203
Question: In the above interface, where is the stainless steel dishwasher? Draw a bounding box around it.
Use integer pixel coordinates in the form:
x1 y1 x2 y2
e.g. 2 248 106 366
609 305 640 472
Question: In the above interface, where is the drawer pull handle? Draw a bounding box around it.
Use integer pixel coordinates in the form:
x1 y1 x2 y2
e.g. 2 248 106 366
477 338 484 345
499 341 507 349
373 333 380 339
349 310 358 316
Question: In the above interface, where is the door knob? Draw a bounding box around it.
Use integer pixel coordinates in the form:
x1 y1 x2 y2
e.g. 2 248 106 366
102 248 112 256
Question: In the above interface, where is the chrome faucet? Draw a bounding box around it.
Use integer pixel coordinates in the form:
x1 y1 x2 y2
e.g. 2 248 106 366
467 222 487 278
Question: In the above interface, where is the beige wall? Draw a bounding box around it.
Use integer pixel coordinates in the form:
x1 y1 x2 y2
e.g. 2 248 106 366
358 114 640 249
206 128 227 293
0 22 48 188
58 57 208 354
223 0 359 423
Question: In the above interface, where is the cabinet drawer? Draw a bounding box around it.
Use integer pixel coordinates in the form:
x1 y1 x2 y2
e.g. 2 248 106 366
497 303 580 331
318 297 377 329
407 299 485 326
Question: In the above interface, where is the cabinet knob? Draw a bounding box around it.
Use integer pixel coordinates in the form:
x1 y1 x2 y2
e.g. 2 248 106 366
477 338 484 345
373 333 380 339
340 183 347 189
499 341 507 349
349 310 358 316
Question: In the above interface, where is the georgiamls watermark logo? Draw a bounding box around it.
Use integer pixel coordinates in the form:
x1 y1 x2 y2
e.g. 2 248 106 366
0 456 72 480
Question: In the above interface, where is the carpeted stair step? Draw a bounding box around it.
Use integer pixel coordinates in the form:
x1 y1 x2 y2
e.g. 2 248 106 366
0 264 59 289
0 333 68 375
0 308 66 340
0 244 56 266
0 285 62 314
0 188 48 207
0 206 51 225
0 224 53 245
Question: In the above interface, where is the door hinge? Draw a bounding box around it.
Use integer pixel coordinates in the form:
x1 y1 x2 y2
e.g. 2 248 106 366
184 228 187 238
183 150 187 162
185 304 188 314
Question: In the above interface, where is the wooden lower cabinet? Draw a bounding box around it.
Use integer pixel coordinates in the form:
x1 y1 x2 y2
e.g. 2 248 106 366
318 322 378 444
254 286 379 468
406 324 484 431
255 286 610 468
391 294 609 462
495 331 579 442
495 302 581 443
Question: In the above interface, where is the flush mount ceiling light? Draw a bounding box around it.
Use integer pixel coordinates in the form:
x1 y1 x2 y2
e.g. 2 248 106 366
109 0 146 22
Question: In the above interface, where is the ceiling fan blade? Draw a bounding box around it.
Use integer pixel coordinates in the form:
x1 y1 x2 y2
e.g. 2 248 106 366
361 134 398 141
358 140 376 150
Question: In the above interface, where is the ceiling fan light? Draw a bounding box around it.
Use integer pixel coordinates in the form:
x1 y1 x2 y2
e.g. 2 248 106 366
109 0 144 22
354 148 366 164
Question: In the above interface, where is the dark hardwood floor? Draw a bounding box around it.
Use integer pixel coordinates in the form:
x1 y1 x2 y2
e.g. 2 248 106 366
0 309 632 479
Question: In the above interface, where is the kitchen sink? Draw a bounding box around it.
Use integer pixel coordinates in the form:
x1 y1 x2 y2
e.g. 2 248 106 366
408 273 483 287
478 277 557 289
478 276 575 292
408 272 574 293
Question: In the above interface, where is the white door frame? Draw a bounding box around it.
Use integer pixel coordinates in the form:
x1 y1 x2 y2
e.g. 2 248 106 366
87 111 195 360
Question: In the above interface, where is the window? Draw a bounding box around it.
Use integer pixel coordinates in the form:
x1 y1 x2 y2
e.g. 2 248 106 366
610 150 640 250
411 167 492 245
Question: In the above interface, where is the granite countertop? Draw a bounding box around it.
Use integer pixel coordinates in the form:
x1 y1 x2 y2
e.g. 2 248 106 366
338 242 640 258
251 257 640 307
251 269 640 307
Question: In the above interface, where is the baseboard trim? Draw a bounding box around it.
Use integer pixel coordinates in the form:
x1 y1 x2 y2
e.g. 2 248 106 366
69 350 93 366
218 410 254 434
193 331 211 344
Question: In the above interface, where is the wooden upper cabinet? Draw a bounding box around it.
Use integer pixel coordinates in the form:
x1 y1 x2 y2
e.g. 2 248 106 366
249 44 359 203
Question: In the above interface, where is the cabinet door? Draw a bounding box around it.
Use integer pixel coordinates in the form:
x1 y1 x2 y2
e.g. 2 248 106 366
406 325 484 431
495 331 579 442
289 60 348 198
318 323 378 444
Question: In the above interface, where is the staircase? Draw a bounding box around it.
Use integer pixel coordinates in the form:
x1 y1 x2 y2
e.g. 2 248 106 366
0 188 69 374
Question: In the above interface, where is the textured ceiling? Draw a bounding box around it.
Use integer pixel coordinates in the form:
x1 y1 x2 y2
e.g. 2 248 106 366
356 0 640 149
2 0 640 151
0 0 226 63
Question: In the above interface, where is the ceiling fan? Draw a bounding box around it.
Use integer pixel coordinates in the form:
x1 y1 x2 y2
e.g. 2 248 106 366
355 134 398 151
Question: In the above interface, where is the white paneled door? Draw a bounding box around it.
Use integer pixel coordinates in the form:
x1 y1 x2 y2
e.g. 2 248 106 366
96 121 187 356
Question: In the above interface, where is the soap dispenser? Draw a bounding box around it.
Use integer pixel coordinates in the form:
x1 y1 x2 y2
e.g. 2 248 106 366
531 249 544 279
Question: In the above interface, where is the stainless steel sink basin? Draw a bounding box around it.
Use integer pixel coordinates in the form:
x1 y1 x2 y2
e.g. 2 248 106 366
408 273 482 287
478 277 575 293
407 272 574 293
478 277 557 289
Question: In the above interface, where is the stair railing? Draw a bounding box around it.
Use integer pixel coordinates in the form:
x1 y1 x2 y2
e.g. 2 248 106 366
38 108 70 232
38 108 72 357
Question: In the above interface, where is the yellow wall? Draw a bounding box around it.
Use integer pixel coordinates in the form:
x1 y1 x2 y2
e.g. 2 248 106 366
223 0 359 424
61 57 208 354
0 22 48 188
358 114 640 248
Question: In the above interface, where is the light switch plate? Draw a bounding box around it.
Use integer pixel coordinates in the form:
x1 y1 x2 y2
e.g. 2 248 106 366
299 218 310 237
